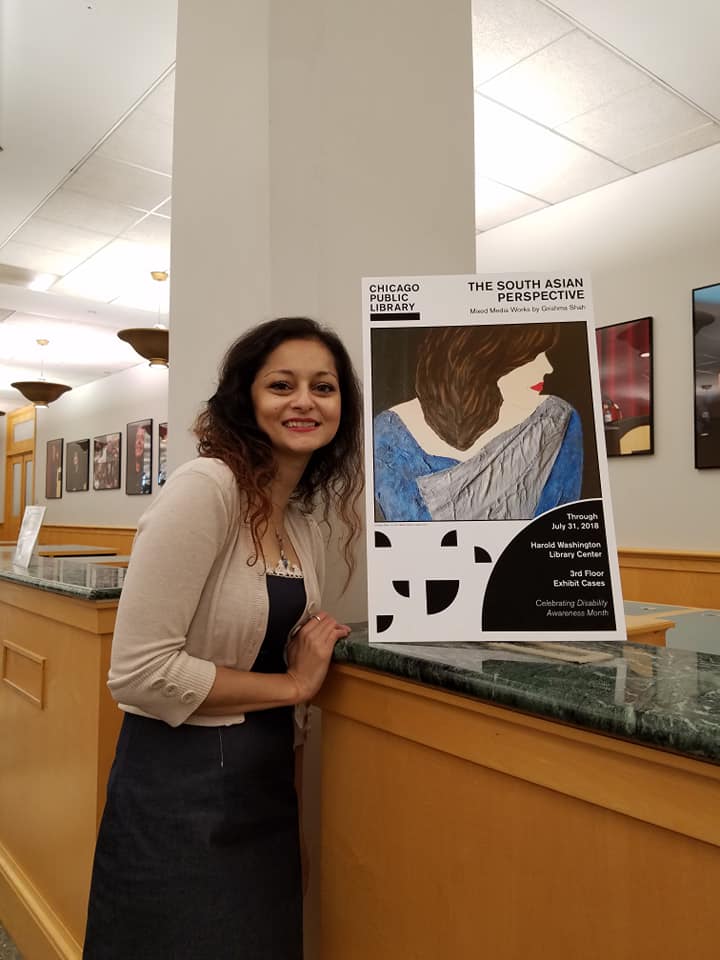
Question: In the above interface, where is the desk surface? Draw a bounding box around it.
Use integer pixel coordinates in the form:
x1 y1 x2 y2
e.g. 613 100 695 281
38 544 117 558
2 553 720 765
335 603 720 766
0 554 125 599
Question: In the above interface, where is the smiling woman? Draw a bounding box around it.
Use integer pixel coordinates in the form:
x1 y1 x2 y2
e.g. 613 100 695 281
83 317 363 960
250 338 343 463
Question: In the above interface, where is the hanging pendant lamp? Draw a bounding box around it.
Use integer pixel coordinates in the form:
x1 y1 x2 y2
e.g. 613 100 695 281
117 271 170 367
11 339 72 407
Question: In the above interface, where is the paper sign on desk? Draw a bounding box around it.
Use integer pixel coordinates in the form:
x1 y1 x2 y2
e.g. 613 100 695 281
362 272 625 644
13 506 46 569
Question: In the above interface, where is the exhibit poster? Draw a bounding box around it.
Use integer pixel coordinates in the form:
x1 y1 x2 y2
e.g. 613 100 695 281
362 272 625 644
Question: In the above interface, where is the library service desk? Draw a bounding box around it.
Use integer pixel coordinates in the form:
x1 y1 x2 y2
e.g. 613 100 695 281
1 556 720 960
317 611 720 960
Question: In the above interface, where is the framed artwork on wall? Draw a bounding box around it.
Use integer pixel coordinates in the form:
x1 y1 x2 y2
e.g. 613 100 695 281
158 422 168 486
126 419 153 495
693 282 720 469
45 438 63 499
596 317 654 457
93 432 122 490
66 439 90 492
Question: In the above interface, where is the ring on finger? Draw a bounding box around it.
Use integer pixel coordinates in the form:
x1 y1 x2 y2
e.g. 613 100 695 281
312 614 322 623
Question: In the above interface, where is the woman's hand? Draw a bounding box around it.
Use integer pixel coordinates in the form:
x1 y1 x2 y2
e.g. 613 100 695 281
286 611 350 702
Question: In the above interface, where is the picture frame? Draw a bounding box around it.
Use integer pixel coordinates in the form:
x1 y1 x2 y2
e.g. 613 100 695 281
158 422 168 487
65 439 90 492
126 419 153 495
692 282 720 469
93 432 122 490
596 317 654 457
45 438 63 499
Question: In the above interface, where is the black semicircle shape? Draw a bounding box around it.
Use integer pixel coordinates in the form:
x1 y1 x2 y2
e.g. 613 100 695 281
481 499 616 632
393 580 410 598
474 546 492 563
441 530 458 547
377 615 394 633
426 580 459 615
375 531 392 548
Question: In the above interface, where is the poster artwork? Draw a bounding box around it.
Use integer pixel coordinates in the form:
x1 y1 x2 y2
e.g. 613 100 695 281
363 273 625 644
66 439 90 493
93 432 122 490
45 438 63 499
126 419 153 495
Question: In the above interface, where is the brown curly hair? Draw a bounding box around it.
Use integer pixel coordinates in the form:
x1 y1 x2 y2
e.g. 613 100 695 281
415 323 559 450
193 317 363 584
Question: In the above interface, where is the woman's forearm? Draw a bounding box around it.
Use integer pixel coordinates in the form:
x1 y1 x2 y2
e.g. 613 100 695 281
194 665 300 716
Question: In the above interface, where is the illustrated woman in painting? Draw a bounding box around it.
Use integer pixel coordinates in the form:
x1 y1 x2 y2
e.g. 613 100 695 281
373 323 583 521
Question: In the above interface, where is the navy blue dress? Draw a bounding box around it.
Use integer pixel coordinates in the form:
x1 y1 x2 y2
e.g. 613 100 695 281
83 574 307 960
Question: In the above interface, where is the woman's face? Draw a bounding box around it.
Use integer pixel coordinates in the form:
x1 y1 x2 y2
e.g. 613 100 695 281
135 428 146 458
251 337 342 462
497 352 553 407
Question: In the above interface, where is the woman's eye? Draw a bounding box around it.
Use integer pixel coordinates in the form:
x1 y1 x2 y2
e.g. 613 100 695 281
269 381 292 391
314 382 336 394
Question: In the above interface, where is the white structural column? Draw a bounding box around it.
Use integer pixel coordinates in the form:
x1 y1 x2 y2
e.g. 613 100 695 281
170 0 476 620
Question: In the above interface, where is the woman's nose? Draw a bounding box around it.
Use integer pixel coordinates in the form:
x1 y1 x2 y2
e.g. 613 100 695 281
291 385 314 409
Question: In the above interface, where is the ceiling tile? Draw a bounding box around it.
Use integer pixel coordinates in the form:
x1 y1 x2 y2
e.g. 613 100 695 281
138 71 176 125
622 122 720 172
154 198 172 218
12 218 113 259
39 188 144 235
480 30 651 127
557 83 711 161
475 96 628 203
97 109 174 176
54 237 169 304
475 177 547 231
0 313 142 380
124 214 172 247
65 154 172 212
0 241 83 276
472 0 573 86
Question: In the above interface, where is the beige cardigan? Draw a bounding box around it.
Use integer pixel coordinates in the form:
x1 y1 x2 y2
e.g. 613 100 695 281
108 457 325 729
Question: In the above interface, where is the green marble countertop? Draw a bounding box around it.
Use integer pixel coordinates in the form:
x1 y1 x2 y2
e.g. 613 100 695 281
334 605 720 766
0 555 125 599
4 554 720 765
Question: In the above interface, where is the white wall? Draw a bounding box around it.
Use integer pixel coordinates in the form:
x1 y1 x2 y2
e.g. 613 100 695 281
170 0 476 622
35 363 168 526
476 143 720 551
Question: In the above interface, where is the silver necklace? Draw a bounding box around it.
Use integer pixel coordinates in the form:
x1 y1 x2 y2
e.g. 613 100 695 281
275 528 290 571
270 529 303 579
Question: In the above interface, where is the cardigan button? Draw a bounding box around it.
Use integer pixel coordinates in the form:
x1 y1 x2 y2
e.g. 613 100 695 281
180 691 196 704
150 677 165 690
163 683 178 697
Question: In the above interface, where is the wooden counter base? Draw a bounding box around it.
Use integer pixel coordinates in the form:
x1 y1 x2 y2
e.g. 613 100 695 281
0 582 121 960
316 665 720 960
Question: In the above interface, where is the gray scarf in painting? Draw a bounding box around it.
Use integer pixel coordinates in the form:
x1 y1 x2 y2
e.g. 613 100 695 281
416 395 572 521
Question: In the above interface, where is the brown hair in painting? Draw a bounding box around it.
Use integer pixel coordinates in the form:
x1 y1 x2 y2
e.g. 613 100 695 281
414 323 559 450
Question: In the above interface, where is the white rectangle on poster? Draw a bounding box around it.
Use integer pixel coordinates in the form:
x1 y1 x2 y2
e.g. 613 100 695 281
362 272 625 644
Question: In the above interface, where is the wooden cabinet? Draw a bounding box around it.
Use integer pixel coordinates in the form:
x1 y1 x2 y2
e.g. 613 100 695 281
316 664 720 960
0 581 121 960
